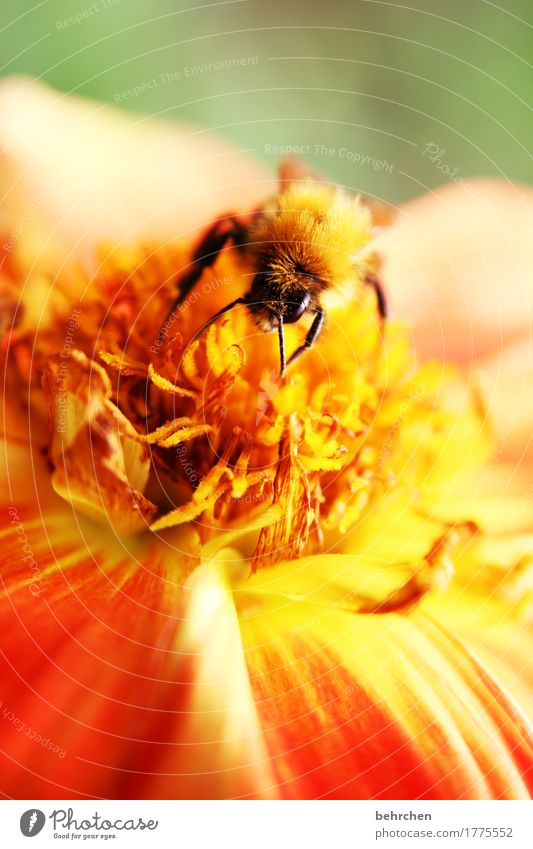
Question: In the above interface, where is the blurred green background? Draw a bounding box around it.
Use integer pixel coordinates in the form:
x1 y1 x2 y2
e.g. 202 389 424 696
1 0 531 202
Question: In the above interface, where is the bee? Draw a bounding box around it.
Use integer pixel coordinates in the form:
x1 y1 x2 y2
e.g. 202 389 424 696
170 158 388 375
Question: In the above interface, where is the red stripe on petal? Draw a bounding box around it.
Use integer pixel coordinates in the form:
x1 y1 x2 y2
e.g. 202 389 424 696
0 508 277 798
241 603 533 799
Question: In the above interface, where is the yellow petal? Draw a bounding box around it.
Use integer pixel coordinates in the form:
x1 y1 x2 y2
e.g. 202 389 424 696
474 336 533 471
146 563 278 798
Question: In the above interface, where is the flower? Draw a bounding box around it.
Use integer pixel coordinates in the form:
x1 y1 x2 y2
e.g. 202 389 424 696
1 79 533 800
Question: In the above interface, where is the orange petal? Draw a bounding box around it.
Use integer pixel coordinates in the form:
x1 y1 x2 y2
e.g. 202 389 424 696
0 77 272 269
238 594 533 799
0 509 277 799
379 180 533 364
2 485 532 799
42 349 156 535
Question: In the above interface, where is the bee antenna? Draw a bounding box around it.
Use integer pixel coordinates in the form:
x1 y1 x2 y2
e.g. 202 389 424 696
192 296 248 343
278 315 286 377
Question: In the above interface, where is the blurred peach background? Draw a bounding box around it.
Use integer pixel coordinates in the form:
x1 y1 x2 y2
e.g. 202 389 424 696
1 0 531 202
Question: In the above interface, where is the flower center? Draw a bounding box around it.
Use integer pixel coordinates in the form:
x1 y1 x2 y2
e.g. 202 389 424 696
11 242 486 577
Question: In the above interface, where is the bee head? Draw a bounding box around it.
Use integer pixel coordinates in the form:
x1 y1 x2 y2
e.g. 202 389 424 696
196 272 315 379
244 272 313 377
245 272 311 329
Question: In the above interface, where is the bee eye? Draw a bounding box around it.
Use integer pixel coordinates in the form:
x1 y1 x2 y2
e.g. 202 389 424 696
283 291 311 323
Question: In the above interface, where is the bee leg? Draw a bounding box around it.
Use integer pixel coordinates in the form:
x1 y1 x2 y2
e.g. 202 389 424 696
286 308 325 371
365 272 387 319
171 215 247 311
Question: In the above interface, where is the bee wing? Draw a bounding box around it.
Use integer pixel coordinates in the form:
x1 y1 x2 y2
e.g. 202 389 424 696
278 155 327 190
278 155 395 226
359 195 396 227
